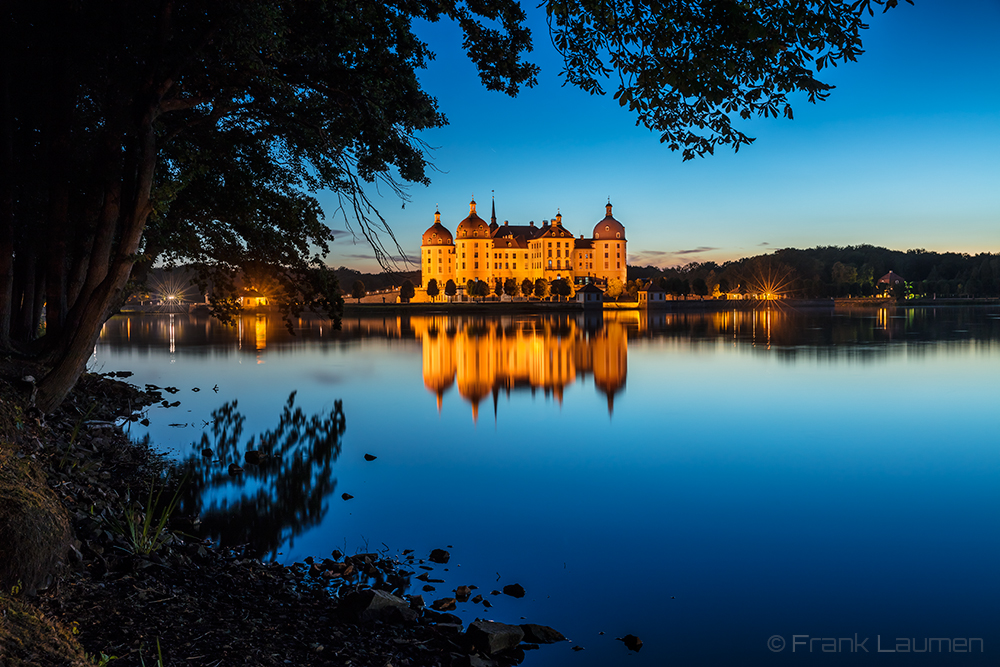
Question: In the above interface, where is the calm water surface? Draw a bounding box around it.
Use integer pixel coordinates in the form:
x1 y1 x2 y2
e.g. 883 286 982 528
93 306 1000 666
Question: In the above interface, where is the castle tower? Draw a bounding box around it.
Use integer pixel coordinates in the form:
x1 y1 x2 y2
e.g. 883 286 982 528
420 208 455 290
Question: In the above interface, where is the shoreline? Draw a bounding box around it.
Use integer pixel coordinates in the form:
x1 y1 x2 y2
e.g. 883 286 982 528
118 296 1000 318
0 370 568 666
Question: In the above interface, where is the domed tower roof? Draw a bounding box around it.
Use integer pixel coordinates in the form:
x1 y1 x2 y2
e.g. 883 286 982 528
422 209 453 246
593 202 626 241
456 199 490 239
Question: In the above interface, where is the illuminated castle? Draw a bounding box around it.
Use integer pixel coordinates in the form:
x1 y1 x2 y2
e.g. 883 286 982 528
420 198 627 293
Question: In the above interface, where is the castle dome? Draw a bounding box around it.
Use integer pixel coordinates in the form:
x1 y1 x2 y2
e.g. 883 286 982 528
456 199 490 239
593 202 626 241
422 209 453 246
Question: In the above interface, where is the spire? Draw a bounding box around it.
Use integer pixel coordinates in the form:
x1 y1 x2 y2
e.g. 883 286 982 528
434 206 441 224
469 197 477 215
606 200 613 217
491 190 497 226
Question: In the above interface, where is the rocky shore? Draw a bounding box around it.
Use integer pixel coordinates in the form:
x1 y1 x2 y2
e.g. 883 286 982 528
0 367 568 666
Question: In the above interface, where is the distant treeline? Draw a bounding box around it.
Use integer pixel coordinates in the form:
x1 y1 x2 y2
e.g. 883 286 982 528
332 267 420 294
629 246 1000 299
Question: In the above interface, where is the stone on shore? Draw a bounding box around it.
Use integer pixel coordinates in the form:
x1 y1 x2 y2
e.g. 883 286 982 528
520 623 567 644
340 589 414 623
428 548 450 563
466 619 524 656
501 583 525 598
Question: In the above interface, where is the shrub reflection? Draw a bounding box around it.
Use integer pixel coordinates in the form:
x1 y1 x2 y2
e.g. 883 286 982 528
174 392 345 559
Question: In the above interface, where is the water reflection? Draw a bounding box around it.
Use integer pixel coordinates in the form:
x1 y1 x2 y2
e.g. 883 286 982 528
413 315 627 419
173 393 346 559
99 306 1000 418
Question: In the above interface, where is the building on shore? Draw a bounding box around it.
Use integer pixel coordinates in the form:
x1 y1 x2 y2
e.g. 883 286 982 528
420 198 627 297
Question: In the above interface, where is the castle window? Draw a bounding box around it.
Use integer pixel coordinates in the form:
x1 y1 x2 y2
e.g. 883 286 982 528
475 262 478 269
548 260 552 268
513 263 517 270
616 232 621 238
462 262 466 269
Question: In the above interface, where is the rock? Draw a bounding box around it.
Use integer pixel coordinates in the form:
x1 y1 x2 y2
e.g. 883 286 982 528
471 594 483 604
340 589 410 623
617 634 643 652
331 549 343 560
341 493 353 500
455 585 472 602
501 583 525 598
244 450 266 465
201 448 213 457
364 453 377 461
520 624 567 644
429 548 450 564
422 585 436 592
431 597 457 611
466 619 524 656
408 595 424 609
482 599 492 608
227 463 243 475
571 645 585 651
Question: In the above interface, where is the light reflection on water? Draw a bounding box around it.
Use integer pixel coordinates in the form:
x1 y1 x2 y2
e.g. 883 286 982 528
94 306 1000 666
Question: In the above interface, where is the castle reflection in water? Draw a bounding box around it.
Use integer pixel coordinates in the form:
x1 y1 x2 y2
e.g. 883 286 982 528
412 315 626 420
101 305 980 421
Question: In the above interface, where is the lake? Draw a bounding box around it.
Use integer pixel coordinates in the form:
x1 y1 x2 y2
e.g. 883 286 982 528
93 305 1000 665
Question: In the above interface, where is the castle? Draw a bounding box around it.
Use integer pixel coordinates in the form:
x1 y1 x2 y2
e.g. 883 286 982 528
420 198 627 294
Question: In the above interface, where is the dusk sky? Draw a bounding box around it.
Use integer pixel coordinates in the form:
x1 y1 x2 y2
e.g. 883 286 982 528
322 0 1000 273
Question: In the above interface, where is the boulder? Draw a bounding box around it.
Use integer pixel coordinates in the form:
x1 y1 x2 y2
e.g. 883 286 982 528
520 624 566 644
466 619 524 656
339 589 410 623
429 548 450 564
501 583 525 598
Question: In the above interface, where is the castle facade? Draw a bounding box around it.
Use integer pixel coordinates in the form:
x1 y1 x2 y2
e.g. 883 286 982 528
420 199 627 292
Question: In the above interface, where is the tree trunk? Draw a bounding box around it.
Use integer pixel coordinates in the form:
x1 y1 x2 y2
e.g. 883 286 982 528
36 108 157 413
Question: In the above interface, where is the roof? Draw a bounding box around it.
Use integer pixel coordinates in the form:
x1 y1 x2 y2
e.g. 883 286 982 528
877 271 904 284
422 211 453 246
593 202 626 241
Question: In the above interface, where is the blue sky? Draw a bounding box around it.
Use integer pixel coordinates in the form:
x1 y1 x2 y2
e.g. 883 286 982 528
321 0 1000 273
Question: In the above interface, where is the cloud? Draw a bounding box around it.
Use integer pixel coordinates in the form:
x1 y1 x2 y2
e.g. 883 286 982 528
758 241 770 246
328 228 351 239
674 246 718 255
639 250 669 257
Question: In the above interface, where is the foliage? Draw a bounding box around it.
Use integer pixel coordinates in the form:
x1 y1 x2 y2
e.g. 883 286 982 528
426 278 440 301
494 278 504 298
629 246 1000 299
105 478 184 556
550 278 572 300
351 280 367 303
533 278 550 299
399 280 416 302
605 278 625 300
547 0 911 159
521 278 535 298
466 279 490 301
504 278 520 298
444 279 458 301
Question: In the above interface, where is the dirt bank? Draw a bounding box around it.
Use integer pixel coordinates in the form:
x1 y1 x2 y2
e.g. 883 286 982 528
0 367 563 666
